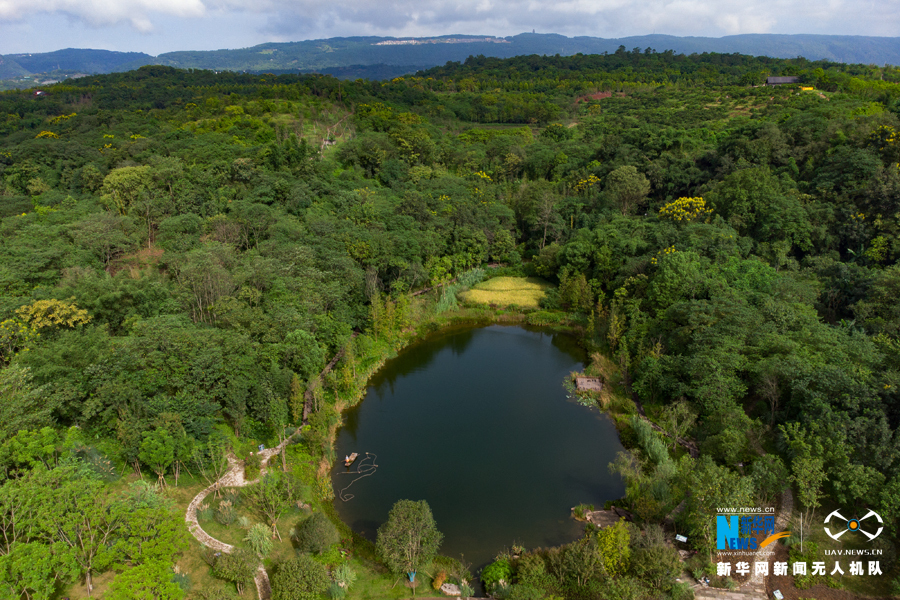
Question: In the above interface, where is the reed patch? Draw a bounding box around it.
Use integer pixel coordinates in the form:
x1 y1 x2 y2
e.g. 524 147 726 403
459 277 552 308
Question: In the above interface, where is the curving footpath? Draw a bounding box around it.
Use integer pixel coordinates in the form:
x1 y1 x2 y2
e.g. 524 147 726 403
185 437 298 600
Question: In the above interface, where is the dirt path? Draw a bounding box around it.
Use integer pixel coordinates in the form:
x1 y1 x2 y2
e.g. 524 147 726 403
627 384 699 458
185 435 299 600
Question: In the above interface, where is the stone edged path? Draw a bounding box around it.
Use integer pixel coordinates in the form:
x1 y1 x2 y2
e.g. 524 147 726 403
694 587 766 600
185 438 297 600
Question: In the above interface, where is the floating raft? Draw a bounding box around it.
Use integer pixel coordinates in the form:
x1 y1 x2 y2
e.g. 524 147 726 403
575 377 603 392
344 453 359 467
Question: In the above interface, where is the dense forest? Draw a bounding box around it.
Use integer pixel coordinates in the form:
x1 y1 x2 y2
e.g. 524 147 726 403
2 49 900 599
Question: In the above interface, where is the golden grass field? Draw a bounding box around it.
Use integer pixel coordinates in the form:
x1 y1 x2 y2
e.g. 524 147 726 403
459 276 552 308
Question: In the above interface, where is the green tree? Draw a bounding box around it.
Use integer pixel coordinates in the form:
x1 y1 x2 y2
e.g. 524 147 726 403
680 456 753 558
270 554 329 600
660 401 695 451
0 542 64 600
605 165 650 216
292 512 339 554
38 472 123 597
558 268 592 312
106 561 184 600
4 427 58 469
213 550 257 596
556 536 601 587
781 423 827 521
70 211 132 268
243 472 302 541
116 482 189 566
376 499 443 581
282 330 326 380
630 528 681 591
100 166 152 215
139 428 175 487
596 518 630 576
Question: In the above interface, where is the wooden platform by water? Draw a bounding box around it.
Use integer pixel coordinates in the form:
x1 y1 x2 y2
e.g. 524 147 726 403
575 377 603 392
582 506 633 528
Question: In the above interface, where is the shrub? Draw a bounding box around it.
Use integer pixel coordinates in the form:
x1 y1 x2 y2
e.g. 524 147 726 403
630 544 681 590
596 519 631 576
214 550 257 596
197 502 213 522
669 581 695 600
333 563 357 589
244 453 262 480
327 582 347 599
599 576 645 600
516 553 552 588
554 537 602 587
223 488 242 506
245 523 274 557
572 503 594 520
432 569 447 590
508 583 545 600
459 582 474 597
482 558 512 592
293 512 340 554
215 500 236 525
271 555 330 600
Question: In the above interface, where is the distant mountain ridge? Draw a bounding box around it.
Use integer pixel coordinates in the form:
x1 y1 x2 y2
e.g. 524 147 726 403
2 33 900 85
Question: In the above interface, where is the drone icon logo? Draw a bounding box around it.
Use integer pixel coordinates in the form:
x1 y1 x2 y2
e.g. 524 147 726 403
824 509 883 542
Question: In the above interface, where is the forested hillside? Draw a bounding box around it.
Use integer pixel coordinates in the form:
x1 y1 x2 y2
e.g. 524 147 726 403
4 32 900 91
2 50 900 598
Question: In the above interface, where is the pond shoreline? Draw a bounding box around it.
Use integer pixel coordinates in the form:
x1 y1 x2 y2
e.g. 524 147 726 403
314 307 581 485
322 315 626 572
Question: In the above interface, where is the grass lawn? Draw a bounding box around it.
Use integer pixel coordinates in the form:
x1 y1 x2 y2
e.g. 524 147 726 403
459 276 552 309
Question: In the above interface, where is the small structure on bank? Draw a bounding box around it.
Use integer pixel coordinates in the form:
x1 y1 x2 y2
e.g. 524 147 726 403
575 506 634 528
574 377 603 392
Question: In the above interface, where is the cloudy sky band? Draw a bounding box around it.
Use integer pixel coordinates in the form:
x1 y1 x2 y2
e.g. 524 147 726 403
0 0 898 55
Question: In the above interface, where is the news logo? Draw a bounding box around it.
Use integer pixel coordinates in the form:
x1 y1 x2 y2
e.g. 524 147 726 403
717 514 790 551
824 509 883 542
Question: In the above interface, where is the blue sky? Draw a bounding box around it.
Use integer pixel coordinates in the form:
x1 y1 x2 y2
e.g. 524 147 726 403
0 0 897 55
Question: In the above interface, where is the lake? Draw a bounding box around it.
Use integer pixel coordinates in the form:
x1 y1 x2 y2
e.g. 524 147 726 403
332 324 626 571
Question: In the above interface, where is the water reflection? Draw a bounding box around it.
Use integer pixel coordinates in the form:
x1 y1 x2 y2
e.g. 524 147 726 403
333 325 625 572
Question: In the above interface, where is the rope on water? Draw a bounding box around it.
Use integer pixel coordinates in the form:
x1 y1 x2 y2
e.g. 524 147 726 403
335 452 378 502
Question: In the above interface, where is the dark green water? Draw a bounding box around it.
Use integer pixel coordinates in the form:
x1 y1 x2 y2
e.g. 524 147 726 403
332 325 625 570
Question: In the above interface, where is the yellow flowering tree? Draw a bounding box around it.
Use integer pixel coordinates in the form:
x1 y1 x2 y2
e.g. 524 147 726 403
573 174 601 197
15 298 92 331
658 197 711 222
